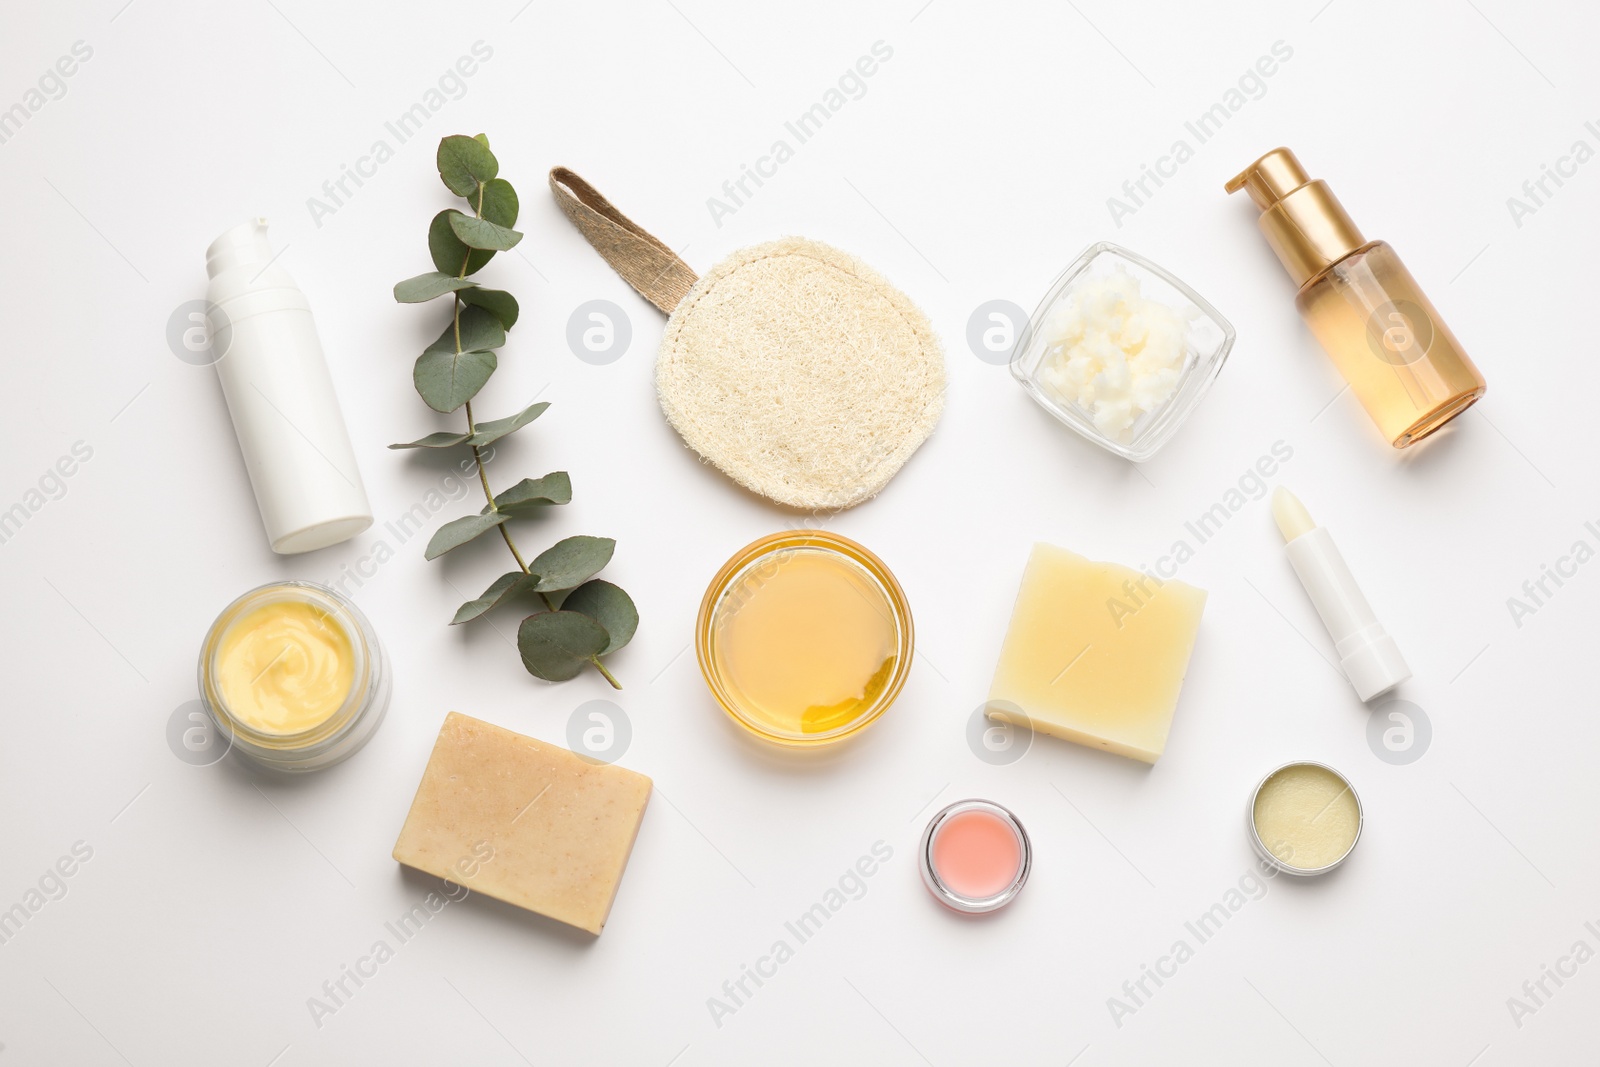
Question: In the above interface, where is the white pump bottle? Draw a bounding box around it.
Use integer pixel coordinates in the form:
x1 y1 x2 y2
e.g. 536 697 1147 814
204 220 372 553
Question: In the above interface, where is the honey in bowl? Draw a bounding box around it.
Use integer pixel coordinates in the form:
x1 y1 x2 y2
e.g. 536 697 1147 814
697 532 912 746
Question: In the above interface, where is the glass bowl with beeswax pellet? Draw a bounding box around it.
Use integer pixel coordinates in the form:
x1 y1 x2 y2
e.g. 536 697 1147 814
696 531 913 747
1011 242 1235 462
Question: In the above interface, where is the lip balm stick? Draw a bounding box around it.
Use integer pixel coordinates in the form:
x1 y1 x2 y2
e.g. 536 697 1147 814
1271 486 1410 701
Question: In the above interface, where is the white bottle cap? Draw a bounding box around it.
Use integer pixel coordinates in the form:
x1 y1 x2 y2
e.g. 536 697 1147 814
1337 627 1411 702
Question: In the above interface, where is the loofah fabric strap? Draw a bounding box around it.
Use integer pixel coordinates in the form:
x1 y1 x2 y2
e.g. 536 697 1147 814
548 167 699 314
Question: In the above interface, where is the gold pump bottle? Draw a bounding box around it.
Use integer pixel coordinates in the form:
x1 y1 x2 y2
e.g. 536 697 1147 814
1226 148 1486 448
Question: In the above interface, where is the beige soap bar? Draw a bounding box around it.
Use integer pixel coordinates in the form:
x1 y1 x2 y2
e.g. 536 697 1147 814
393 712 651 935
987 543 1206 763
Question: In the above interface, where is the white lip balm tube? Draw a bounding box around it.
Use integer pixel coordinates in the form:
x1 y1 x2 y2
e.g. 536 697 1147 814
205 219 372 554
1270 486 1410 701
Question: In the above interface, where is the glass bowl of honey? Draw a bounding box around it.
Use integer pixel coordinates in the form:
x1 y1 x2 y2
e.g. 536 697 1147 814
696 530 914 747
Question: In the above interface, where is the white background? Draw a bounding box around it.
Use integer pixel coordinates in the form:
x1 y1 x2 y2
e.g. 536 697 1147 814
2 0 1597 1063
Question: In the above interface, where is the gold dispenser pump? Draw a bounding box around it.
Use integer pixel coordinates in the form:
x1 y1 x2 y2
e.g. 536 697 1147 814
1227 147 1487 449
1225 149 1365 287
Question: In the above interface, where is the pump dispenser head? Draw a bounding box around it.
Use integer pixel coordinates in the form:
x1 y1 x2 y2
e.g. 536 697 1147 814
1225 148 1366 287
206 218 273 278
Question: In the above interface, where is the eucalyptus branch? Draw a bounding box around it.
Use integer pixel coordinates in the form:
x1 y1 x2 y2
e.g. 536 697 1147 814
389 134 638 687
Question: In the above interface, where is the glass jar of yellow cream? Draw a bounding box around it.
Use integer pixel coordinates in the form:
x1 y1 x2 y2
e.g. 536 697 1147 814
198 581 390 772
696 531 913 747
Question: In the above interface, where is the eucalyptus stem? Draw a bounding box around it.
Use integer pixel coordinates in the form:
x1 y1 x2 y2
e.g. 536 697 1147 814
454 195 554 614
591 658 621 689
464 396 557 613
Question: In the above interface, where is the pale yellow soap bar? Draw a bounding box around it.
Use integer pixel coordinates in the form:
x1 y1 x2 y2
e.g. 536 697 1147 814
393 712 652 935
987 543 1206 763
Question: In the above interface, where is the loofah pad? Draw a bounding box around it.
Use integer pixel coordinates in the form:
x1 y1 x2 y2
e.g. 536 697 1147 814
656 238 945 511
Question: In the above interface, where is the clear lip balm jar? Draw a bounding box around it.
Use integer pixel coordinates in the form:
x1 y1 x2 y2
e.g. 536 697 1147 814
919 800 1032 914
197 581 390 772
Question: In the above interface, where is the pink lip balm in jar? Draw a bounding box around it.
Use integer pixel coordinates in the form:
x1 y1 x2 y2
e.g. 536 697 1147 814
919 800 1032 914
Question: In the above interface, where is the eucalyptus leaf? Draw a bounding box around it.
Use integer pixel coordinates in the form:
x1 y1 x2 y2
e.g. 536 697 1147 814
516 610 610 682
394 272 477 303
473 133 490 149
492 472 572 512
429 210 494 276
451 570 542 624
529 535 615 593
413 347 497 413
437 134 498 197
470 403 550 448
388 430 471 450
457 286 519 330
430 304 506 353
561 580 638 655
423 510 511 560
448 213 523 251
477 178 519 229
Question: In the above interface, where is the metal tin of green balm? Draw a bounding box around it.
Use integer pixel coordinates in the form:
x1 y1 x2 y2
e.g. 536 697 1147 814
1248 761 1363 877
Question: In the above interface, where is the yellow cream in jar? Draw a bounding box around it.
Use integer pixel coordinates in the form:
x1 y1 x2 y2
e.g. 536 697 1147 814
215 600 354 734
